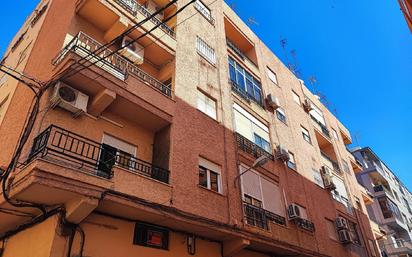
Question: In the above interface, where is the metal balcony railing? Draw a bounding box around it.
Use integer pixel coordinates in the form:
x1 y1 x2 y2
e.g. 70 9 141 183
229 80 263 107
27 125 170 183
320 151 341 173
226 39 258 69
114 0 175 38
235 133 274 161
243 202 286 230
295 218 316 232
310 115 331 138
53 32 172 98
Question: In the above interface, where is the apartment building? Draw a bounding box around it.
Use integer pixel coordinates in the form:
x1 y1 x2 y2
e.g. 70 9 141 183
398 0 412 32
0 0 378 256
353 147 412 257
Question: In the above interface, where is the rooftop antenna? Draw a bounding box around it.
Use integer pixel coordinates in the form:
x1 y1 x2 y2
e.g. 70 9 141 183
290 49 301 77
247 17 259 27
280 37 297 76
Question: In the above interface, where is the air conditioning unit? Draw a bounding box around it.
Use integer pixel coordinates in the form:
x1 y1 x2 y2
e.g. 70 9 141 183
119 37 144 65
338 229 352 244
50 82 89 116
144 1 164 20
321 166 336 190
266 94 280 110
288 204 301 220
303 99 314 112
335 217 349 230
275 145 290 162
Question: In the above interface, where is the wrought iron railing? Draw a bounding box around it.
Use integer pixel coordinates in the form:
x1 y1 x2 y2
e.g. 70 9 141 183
244 202 286 230
194 0 215 24
321 151 341 173
229 80 263 107
310 115 331 138
226 39 258 69
295 218 315 232
113 0 175 38
27 125 170 183
53 32 172 98
235 133 273 161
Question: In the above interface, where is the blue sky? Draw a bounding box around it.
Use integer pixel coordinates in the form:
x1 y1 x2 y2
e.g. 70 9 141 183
1 1 411 189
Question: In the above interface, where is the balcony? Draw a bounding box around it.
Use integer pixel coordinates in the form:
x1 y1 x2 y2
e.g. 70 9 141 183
27 125 170 184
243 202 286 230
229 80 263 107
76 0 177 48
235 133 273 161
310 115 331 139
227 39 258 71
295 218 315 233
385 240 412 256
373 184 393 198
53 32 172 98
321 151 341 174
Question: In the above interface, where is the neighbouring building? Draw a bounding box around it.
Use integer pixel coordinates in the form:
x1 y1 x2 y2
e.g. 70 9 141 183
398 0 412 32
0 0 379 256
353 147 412 257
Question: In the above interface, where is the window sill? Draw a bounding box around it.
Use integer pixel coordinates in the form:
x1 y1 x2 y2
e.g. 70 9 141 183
197 51 217 68
196 109 220 124
198 185 225 197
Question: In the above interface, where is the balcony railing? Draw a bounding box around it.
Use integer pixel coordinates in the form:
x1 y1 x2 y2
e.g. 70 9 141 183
310 115 331 138
27 125 170 183
295 218 316 232
226 39 258 69
114 0 175 38
243 202 286 230
229 80 263 107
235 133 274 161
374 185 394 198
321 151 341 173
53 32 172 98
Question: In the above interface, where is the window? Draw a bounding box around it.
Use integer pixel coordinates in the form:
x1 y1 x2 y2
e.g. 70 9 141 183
276 108 287 124
342 159 350 174
326 219 338 240
403 197 412 214
331 175 349 206
198 157 221 193
134 222 169 250
31 3 48 27
292 90 301 105
241 165 285 228
287 151 297 170
0 95 10 119
11 32 26 52
332 128 339 141
301 126 311 143
99 134 136 177
233 103 271 153
393 190 400 202
378 196 402 220
266 67 278 84
194 0 213 23
196 36 216 64
197 90 217 120
312 169 324 188
229 57 263 105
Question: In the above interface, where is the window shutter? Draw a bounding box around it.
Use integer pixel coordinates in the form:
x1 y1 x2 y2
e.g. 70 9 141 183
261 178 284 216
241 167 262 201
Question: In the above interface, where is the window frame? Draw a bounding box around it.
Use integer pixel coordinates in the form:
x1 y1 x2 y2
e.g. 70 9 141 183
301 126 311 144
287 151 297 170
196 36 216 65
194 0 214 24
133 222 169 250
275 107 287 124
197 89 217 120
292 90 301 105
198 162 222 194
266 67 278 85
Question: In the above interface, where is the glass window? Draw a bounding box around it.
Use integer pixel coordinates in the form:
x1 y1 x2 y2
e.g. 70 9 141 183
292 90 301 105
194 0 213 22
254 133 270 152
228 57 262 105
276 108 287 124
267 67 278 84
301 126 311 143
326 219 338 240
287 152 297 170
197 90 217 120
134 223 169 250
198 157 221 193
332 128 339 140
313 169 324 188
342 159 350 173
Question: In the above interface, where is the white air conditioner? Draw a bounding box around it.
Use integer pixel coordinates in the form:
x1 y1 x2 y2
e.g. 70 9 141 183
275 145 290 162
144 1 164 20
288 204 301 220
321 166 336 190
266 94 280 110
338 229 352 244
50 82 89 116
303 98 314 112
119 37 144 65
335 217 349 230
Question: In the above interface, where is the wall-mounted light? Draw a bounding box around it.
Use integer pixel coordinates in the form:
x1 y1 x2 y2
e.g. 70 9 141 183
187 234 196 255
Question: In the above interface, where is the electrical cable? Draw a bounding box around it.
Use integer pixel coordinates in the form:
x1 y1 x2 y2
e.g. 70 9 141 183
49 0 179 83
59 0 197 82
